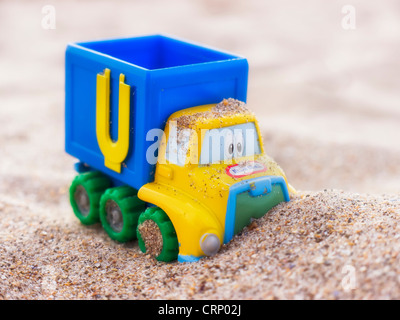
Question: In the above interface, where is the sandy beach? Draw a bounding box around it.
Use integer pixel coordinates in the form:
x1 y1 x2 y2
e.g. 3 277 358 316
0 0 399 299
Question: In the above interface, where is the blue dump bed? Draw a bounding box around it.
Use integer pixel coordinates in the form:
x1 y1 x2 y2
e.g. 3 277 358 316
65 35 248 190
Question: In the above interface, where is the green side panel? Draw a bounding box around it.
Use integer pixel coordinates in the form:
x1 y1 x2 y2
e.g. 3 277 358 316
234 185 285 235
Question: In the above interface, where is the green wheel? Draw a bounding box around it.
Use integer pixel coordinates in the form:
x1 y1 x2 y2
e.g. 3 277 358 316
69 171 111 225
99 186 145 243
137 207 179 262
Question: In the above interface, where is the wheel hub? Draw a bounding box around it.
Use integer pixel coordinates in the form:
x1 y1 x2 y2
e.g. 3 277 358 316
105 200 124 232
74 185 90 216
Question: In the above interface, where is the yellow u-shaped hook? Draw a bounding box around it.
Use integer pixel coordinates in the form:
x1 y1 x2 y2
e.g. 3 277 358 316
96 68 130 173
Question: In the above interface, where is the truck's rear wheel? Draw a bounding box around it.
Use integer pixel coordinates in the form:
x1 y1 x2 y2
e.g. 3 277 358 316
137 207 179 262
100 186 145 243
69 171 111 225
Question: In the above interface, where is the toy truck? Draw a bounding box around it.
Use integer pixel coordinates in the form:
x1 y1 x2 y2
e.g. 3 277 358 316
65 35 293 262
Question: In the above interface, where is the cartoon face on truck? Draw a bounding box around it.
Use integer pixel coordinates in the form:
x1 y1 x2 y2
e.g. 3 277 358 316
65 35 293 263
200 122 262 164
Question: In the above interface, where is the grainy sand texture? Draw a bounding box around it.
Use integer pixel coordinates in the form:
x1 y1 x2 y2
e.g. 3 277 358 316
1 0 400 299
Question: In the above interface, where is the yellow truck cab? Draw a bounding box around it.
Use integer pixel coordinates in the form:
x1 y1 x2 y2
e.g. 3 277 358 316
138 99 293 262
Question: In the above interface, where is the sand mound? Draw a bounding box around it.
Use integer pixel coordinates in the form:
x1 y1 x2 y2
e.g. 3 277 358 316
0 190 399 299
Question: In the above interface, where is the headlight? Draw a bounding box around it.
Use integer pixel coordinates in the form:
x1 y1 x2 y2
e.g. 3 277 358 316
200 233 221 256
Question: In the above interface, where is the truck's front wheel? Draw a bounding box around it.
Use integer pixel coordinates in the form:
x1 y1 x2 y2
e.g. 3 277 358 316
137 207 179 262
69 171 111 225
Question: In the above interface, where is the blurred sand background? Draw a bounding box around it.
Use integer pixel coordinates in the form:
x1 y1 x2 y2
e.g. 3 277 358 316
0 0 400 300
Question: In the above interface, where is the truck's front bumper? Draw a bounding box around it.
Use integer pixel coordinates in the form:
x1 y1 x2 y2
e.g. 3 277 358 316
223 175 290 244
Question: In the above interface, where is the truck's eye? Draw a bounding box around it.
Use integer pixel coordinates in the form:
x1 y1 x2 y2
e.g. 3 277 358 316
237 142 242 153
234 130 244 157
223 129 234 160
228 143 234 155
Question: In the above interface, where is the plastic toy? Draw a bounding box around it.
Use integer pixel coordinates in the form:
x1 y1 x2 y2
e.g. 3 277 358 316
65 35 294 262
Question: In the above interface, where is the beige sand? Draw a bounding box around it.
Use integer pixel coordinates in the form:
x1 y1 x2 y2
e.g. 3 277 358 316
0 0 399 299
1 190 400 299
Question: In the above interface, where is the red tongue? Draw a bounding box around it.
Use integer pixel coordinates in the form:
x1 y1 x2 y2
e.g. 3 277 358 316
225 161 266 178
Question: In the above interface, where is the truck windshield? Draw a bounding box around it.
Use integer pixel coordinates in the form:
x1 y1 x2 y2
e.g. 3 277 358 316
199 122 261 165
